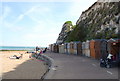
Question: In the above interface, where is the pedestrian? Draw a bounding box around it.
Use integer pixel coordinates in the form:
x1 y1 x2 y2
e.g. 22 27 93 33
36 46 39 54
107 53 113 63
36 49 43 59
43 47 47 53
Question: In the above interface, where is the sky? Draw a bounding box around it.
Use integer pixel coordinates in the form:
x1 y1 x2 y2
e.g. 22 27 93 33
0 0 97 47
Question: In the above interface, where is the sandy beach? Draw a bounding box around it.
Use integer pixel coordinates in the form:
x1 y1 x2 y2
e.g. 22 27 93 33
0 51 48 79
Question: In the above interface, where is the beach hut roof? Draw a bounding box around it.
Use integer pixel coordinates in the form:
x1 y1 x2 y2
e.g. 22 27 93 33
107 38 118 42
73 41 81 43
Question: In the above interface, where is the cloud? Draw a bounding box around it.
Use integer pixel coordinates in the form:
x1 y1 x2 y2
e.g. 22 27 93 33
17 14 24 21
21 18 62 47
19 5 66 46
0 6 11 28
22 29 58 47
1 6 24 31
2 5 52 32
13 5 52 25
10 6 37 24
2 19 24 32
27 6 52 23
1 6 11 20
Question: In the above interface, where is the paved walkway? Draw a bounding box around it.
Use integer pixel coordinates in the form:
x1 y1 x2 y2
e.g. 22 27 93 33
44 51 118 79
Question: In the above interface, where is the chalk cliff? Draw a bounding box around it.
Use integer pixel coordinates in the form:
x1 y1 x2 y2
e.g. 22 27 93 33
57 1 120 43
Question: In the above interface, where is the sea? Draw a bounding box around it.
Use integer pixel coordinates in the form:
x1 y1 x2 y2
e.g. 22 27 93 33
0 46 36 51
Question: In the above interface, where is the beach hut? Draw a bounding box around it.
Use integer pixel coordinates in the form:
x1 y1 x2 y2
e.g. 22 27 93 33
59 45 61 53
70 42 74 55
77 42 82 56
84 40 90 57
59 44 65 54
74 42 77 55
82 42 86 56
90 40 95 59
94 40 101 59
51 44 54 52
67 43 70 54
57 44 59 53
107 39 120 60
90 39 101 59
50 44 52 52
61 44 65 54
100 39 108 59
64 43 68 54
74 41 82 55
54 44 59 53
49 44 52 52
52 43 56 53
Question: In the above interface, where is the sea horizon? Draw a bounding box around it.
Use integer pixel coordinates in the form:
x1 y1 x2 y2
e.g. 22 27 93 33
0 46 36 51
0 46 47 51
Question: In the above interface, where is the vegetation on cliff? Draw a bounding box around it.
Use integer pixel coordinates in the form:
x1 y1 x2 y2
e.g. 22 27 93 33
65 2 119 42
56 21 73 43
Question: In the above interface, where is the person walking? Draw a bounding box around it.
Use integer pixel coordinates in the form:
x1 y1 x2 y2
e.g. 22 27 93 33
36 46 39 54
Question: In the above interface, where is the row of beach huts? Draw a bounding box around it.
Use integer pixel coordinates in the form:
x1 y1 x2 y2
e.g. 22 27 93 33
49 39 120 60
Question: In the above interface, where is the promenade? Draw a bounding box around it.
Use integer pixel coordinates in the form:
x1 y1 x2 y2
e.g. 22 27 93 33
43 51 118 79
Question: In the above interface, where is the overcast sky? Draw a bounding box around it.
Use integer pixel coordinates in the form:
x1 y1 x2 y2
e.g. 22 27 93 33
0 0 97 47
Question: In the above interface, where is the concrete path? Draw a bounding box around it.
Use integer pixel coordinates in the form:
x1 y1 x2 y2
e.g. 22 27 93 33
44 51 118 79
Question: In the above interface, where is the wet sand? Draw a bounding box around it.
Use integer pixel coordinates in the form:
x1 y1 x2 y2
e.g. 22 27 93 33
0 51 48 79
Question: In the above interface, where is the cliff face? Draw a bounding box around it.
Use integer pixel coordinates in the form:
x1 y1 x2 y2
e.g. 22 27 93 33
66 1 120 42
57 1 120 43
56 21 73 44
